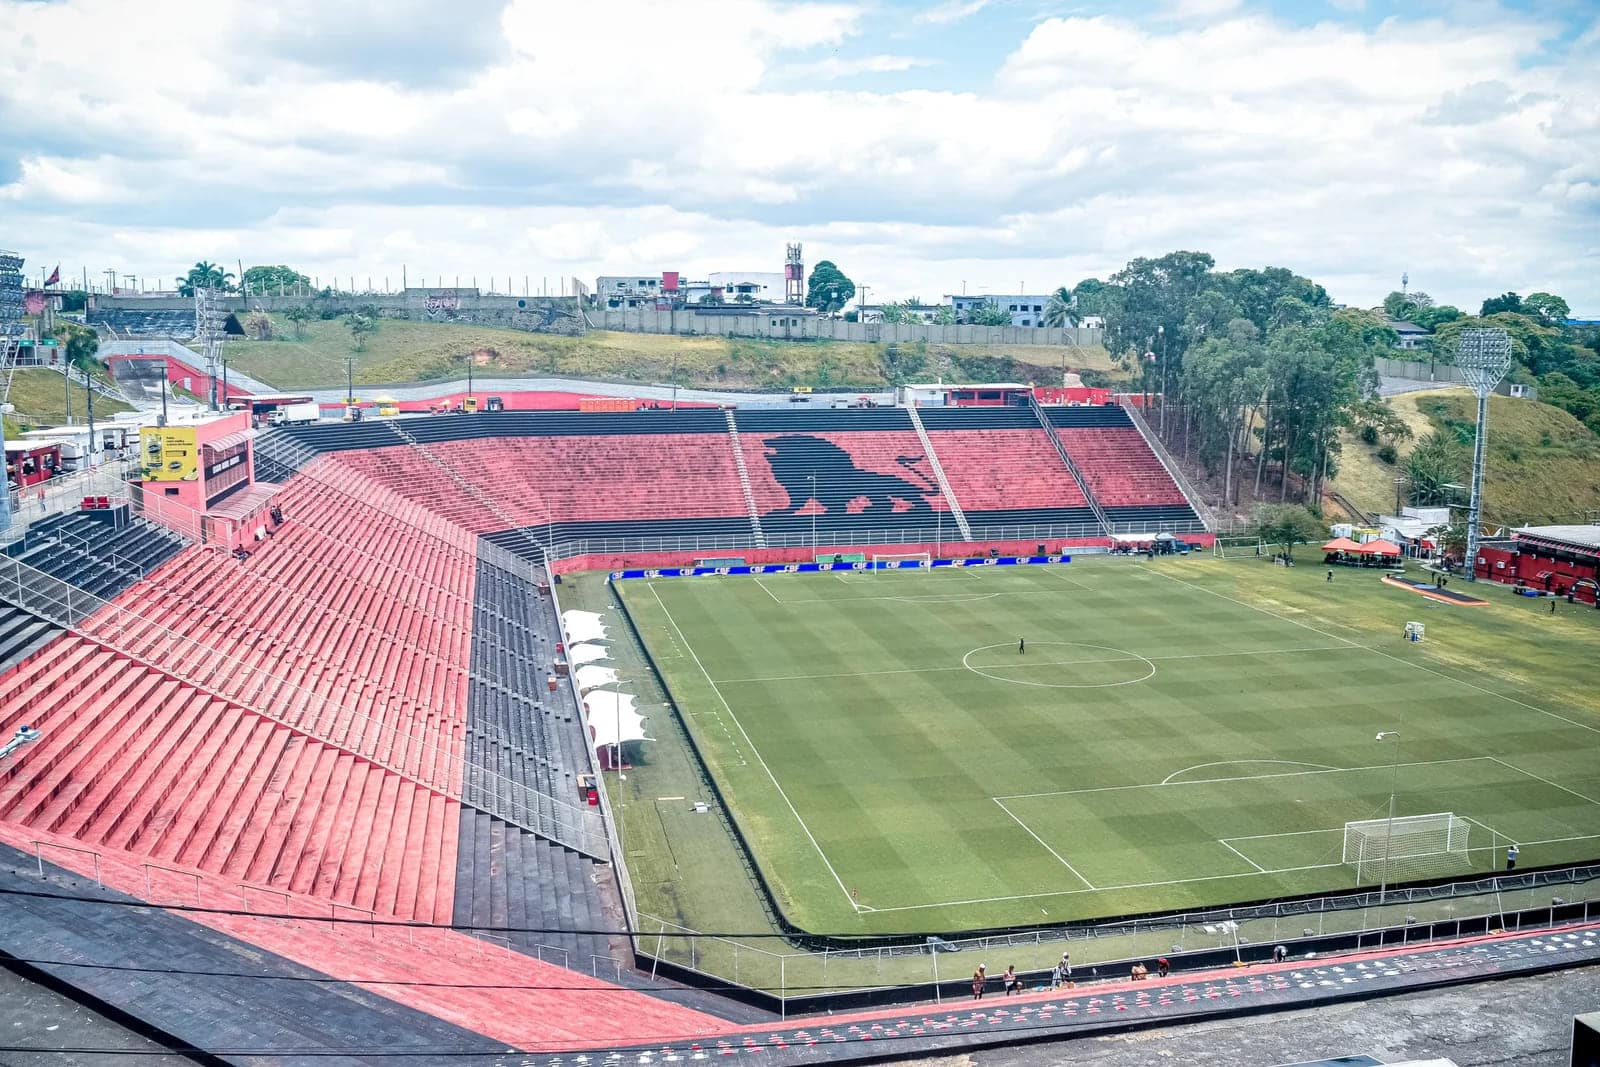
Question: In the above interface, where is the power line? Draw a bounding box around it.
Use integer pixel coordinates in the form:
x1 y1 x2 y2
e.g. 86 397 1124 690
0 953 934 996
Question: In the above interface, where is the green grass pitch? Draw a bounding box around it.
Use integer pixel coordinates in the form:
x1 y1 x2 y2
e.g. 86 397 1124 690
614 557 1600 934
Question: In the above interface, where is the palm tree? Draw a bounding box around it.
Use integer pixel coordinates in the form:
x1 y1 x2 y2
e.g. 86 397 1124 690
1044 286 1074 327
177 261 235 297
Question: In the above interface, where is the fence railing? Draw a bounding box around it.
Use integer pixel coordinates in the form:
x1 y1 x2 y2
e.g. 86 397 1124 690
634 862 1600 1003
1118 399 1217 532
0 552 608 858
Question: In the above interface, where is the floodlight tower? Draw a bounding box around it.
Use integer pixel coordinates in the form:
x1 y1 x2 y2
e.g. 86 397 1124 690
1456 328 1513 582
195 285 226 410
0 249 28 533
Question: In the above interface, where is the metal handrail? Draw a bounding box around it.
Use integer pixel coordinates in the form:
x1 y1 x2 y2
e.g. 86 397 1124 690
0 553 608 858
1117 399 1217 532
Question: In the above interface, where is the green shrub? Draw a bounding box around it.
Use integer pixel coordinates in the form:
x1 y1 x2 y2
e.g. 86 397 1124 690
1360 425 1378 445
1377 444 1398 465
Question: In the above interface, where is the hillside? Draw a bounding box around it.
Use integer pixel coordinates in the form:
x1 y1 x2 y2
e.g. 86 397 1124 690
1329 388 1600 527
3 368 134 436
221 316 1118 392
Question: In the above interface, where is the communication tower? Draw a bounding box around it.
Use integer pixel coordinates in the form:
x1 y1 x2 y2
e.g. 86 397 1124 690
785 243 804 306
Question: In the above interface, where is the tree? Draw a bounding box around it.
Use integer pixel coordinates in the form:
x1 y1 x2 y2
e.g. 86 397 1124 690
241 264 310 297
1406 431 1468 507
347 314 377 352
1044 286 1074 327
177 261 235 296
879 302 911 325
1480 291 1523 317
932 304 956 326
961 299 1012 326
283 304 314 339
1522 292 1571 328
804 261 855 314
51 321 99 370
697 292 724 306
244 311 272 341
1252 503 1325 560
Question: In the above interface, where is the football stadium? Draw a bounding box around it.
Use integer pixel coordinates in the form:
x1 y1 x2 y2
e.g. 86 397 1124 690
2 367 1599 1063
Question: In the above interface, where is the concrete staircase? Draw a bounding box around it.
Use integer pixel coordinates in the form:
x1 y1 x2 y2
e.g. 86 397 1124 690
903 404 972 542
724 409 766 547
1028 394 1111 536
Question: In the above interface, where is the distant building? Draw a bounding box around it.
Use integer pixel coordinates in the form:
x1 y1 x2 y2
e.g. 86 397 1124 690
948 294 1060 327
596 274 666 309
855 303 947 324
1387 318 1431 350
707 272 786 305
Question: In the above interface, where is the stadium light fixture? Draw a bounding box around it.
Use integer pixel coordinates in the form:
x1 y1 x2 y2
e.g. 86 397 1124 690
1375 731 1401 902
1455 329 1513 582
0 725 41 761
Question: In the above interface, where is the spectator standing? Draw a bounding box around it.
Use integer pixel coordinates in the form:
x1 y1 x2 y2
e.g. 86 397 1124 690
971 964 987 1000
1002 965 1022 996
1157 957 1170 978
1506 843 1520 870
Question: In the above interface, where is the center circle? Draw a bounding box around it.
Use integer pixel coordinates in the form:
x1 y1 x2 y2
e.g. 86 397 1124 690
961 641 1156 689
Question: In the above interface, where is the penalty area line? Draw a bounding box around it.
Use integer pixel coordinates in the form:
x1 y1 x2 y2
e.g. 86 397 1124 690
992 798 1097 890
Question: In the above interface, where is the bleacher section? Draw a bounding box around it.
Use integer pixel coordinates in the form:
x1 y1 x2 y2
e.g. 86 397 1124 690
0 634 460 921
3 510 187 600
0 599 59 675
1047 406 1203 529
92 308 196 336
734 408 949 541
918 407 1100 536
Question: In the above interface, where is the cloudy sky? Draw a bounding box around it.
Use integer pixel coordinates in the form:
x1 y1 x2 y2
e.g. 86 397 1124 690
2 0 1596 311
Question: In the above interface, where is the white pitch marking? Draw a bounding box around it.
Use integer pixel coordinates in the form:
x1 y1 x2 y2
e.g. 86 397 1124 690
1488 756 1600 809
752 576 783 604
1162 759 1339 786
992 798 1097 890
1143 564 1600 738
646 582 861 912
1217 838 1269 874
995 756 1496 801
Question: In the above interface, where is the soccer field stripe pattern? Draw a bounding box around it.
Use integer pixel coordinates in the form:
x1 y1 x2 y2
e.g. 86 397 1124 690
617 560 1600 933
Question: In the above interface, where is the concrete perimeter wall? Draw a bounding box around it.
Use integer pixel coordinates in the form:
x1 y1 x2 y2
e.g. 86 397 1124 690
90 293 1104 347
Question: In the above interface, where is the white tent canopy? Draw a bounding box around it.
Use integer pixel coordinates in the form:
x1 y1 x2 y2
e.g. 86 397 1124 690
562 610 608 643
574 664 621 691
567 643 609 665
584 691 650 748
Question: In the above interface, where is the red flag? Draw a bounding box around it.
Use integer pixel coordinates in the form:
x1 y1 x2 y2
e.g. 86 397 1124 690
44 265 60 287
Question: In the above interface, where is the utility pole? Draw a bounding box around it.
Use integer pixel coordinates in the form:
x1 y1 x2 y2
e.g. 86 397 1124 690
86 370 96 464
159 363 169 427
345 357 355 407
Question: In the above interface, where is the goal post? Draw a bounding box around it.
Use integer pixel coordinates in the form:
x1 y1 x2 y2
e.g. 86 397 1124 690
1342 812 1470 885
1214 536 1265 559
869 552 933 572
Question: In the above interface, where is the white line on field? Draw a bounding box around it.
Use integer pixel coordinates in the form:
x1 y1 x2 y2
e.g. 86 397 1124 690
712 644 1354 684
996 756 1495 800
1489 756 1600 809
1216 838 1268 874
992 798 1097 890
857 860 1351 915
1162 759 1338 785
1222 827 1347 843
752 576 782 603
645 582 860 912
1142 565 1600 738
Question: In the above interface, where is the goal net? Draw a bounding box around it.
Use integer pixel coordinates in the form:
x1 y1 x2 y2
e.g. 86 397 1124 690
1213 536 1265 559
869 552 933 572
1342 812 1470 885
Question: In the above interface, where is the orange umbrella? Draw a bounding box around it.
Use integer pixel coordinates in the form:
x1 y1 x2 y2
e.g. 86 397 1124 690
1356 539 1402 556
1322 537 1363 552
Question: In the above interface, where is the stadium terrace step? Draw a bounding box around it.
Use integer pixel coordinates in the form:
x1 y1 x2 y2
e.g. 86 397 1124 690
4 511 187 600
0 636 462 922
0 597 62 674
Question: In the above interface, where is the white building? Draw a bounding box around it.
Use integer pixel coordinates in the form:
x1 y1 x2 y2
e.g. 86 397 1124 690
595 274 666 309
707 272 786 304
949 294 1061 327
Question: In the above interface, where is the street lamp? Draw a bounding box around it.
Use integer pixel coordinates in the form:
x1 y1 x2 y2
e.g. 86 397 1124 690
1157 325 1166 435
1375 731 1402 902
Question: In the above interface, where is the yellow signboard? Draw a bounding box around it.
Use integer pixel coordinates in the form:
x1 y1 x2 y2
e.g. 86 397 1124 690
141 426 199 481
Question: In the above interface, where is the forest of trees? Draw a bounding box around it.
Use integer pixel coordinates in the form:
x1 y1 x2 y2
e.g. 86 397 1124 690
1060 252 1597 511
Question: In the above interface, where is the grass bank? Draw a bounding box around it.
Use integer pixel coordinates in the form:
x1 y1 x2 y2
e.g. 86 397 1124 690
221 317 1117 392
1331 388 1600 525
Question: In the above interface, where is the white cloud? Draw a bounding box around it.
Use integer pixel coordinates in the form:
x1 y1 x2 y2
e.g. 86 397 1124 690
915 0 993 26
2 1 1596 313
785 54 933 80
